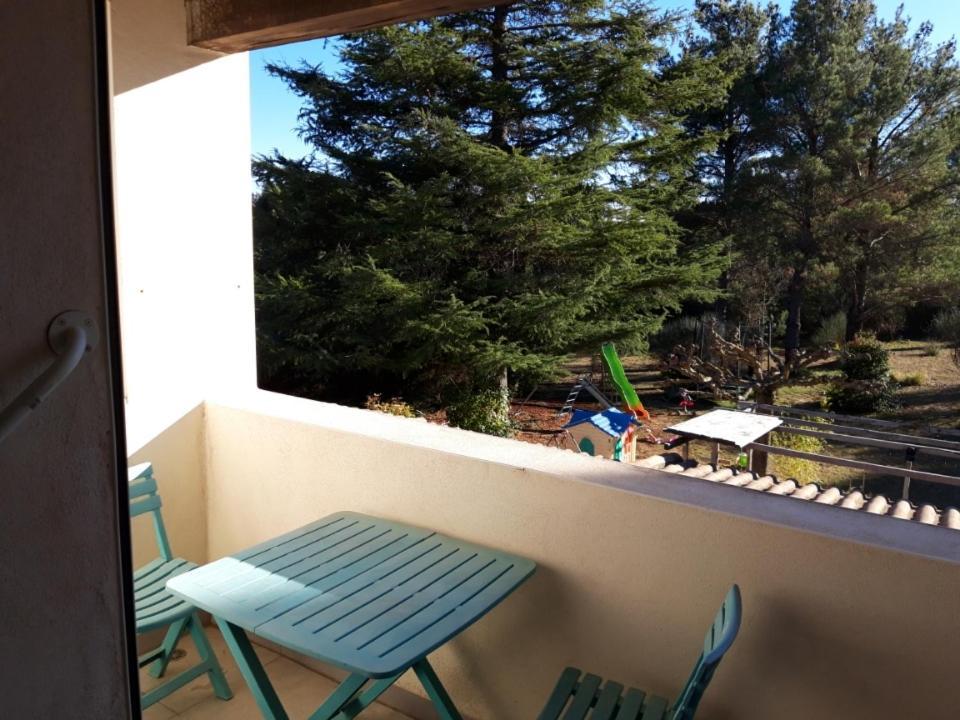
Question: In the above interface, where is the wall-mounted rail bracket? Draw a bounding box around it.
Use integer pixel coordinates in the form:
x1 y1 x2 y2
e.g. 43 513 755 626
48 310 99 356
0 310 99 444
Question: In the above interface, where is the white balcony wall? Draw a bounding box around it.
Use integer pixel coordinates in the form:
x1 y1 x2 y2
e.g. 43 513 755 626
110 0 257 565
202 391 960 720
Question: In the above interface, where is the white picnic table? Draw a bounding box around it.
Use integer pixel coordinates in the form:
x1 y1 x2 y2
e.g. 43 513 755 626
666 409 782 466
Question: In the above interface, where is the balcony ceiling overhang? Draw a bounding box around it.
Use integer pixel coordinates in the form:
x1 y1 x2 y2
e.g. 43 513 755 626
186 0 498 52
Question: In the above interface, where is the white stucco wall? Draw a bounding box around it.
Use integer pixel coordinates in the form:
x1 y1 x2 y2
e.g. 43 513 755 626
110 0 258 564
112 51 256 454
201 390 960 720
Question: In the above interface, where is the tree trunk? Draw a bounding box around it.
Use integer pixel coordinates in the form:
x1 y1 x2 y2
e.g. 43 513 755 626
754 385 775 406
713 130 738 321
846 250 870 340
489 5 511 150
784 266 805 364
496 365 510 427
847 137 880 340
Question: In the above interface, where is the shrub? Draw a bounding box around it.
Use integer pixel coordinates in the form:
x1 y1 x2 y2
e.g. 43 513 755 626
826 380 898 414
446 387 512 437
838 333 889 381
771 429 825 486
827 335 897 413
364 394 417 418
931 308 960 345
891 372 925 387
921 343 942 357
812 311 847 348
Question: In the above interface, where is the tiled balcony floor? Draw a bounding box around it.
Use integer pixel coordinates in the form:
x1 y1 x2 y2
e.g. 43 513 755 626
140 626 415 720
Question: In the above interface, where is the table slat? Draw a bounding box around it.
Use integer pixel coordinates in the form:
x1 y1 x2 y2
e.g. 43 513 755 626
167 512 535 678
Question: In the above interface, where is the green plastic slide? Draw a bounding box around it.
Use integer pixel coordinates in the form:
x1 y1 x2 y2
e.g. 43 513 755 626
601 342 649 419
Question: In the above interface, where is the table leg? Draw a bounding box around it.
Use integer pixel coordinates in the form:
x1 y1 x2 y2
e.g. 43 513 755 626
413 658 463 720
215 618 289 720
332 673 404 720
305 673 367 720
214 620 454 720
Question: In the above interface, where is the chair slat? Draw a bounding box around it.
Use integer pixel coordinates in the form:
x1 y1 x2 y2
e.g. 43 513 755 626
129 475 158 500
673 584 742 719
615 688 646 720
133 557 167 582
639 695 667 720
562 673 602 720
135 564 190 602
538 585 741 720
127 462 153 482
130 494 161 518
134 558 189 587
591 680 624 720
537 668 582 720
703 585 741 663
137 592 191 620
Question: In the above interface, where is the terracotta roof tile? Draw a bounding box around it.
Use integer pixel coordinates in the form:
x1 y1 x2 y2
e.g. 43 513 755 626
638 453 959 532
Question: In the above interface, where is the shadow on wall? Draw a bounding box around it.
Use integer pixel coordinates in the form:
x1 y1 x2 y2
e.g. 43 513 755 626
749 591 885 718
128 403 207 568
110 0 224 94
444 565 554 719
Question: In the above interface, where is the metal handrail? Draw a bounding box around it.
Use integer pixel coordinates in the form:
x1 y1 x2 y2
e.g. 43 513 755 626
743 441 960 489
0 312 97 444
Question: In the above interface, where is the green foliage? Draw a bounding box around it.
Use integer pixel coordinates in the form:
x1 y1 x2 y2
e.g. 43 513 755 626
364 394 417 418
771 430 824 485
827 333 896 413
826 379 898 414
812 311 847 348
254 1 728 410
838 334 890 382
931 308 960 345
921 343 942 357
445 386 512 437
683 0 960 350
253 0 960 419
891 372 924 387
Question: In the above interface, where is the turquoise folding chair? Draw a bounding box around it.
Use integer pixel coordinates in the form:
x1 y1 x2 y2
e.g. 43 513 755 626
537 584 742 720
129 463 232 709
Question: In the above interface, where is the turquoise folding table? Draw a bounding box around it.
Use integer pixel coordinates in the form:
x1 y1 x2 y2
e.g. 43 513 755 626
166 511 536 719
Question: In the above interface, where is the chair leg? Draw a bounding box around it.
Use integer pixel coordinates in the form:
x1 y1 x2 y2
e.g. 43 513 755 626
188 613 233 700
147 616 188 679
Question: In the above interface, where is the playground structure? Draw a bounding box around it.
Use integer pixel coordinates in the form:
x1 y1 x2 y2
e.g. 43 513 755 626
563 407 640 461
559 342 662 455
559 374 614 417
601 342 651 421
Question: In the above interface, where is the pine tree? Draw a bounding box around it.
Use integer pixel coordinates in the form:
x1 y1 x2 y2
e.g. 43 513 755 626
683 0 771 230
830 11 960 336
746 0 960 352
680 0 775 325
253 0 728 411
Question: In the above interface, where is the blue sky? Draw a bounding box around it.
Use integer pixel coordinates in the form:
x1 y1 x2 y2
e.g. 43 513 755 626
249 0 958 162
